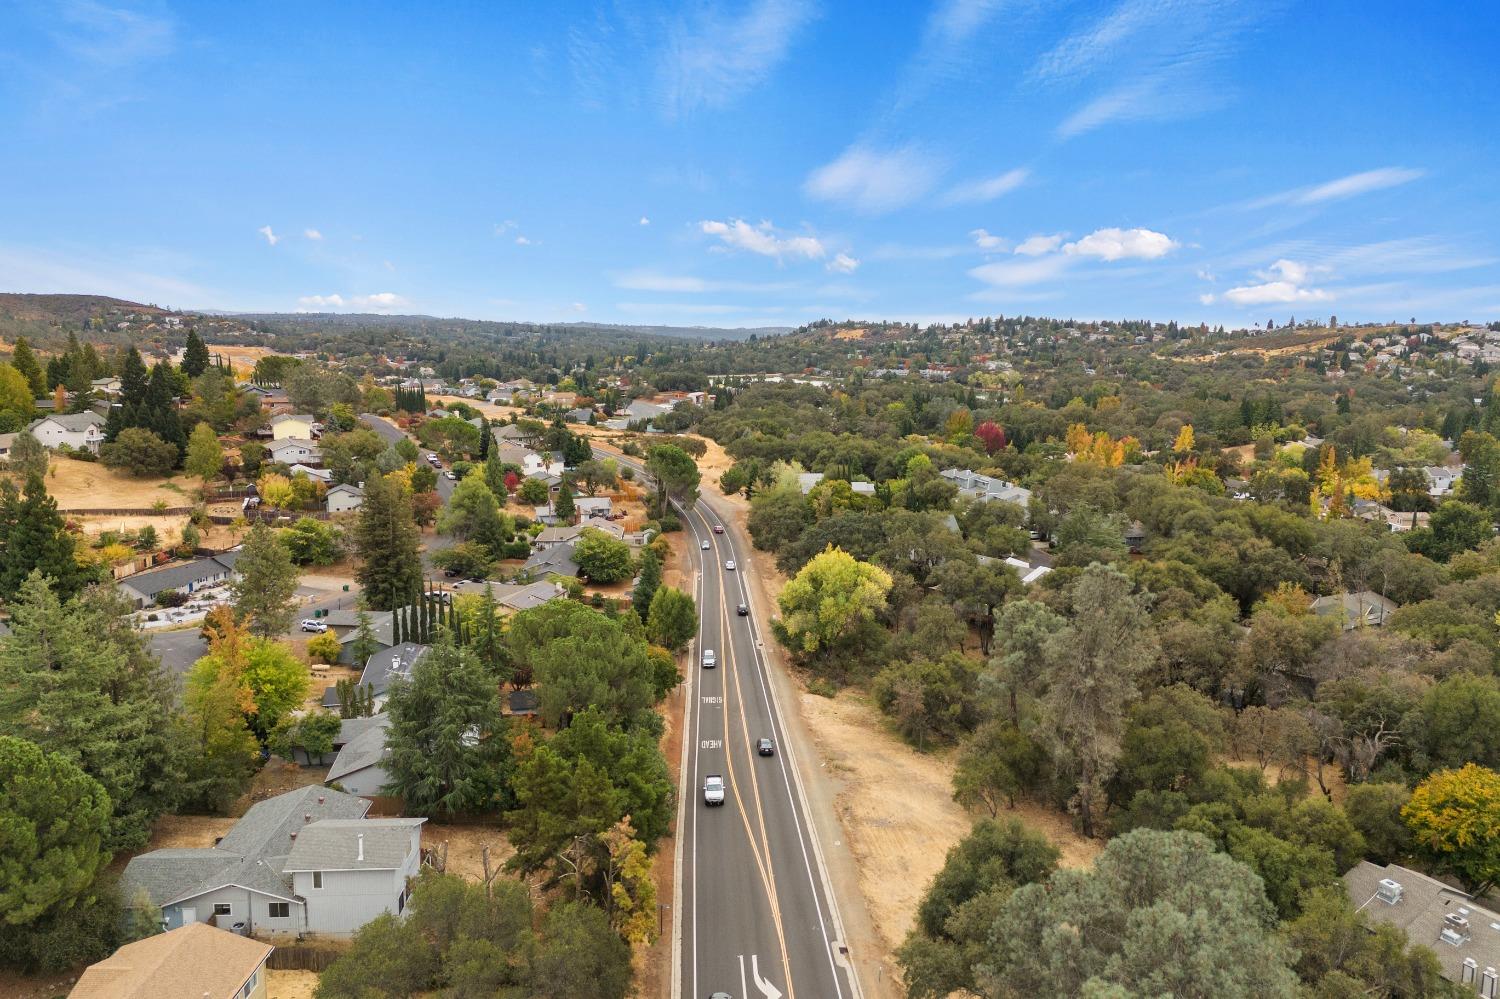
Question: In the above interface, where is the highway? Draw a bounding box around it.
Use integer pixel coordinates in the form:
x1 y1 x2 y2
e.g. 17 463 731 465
606 449 862 999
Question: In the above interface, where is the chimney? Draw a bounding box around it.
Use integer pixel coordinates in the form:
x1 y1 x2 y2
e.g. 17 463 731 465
357 833 364 862
317 795 325 805
290 831 297 842
304 812 312 823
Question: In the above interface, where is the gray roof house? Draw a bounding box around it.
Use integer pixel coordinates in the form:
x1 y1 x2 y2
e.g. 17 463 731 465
325 714 393 797
267 437 321 466
1311 590 1398 630
120 786 425 937
1345 861 1500 989
522 542 579 580
26 411 107 453
326 483 365 514
940 467 1032 508
490 579 566 613
320 642 430 710
116 550 242 610
325 609 395 665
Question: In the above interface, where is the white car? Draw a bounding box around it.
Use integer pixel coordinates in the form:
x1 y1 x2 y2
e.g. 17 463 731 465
724 560 736 571
703 774 725 806
701 540 711 550
300 619 328 633
444 470 457 480
702 648 716 668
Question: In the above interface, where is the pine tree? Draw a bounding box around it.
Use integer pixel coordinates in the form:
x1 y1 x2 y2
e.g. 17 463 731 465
350 606 380 664
631 546 662 622
144 362 184 455
229 523 300 637
10 337 44 398
478 418 493 459
354 475 423 611
182 329 210 377
555 486 576 524
0 475 84 602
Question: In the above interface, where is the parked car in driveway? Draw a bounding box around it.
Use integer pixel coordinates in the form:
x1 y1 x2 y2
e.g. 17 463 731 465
300 619 328 633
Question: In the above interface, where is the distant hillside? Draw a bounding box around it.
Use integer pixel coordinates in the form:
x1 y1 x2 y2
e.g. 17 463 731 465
225 312 791 342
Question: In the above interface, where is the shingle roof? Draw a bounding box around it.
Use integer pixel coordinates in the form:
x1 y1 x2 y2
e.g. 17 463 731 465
28 411 105 433
334 713 391 747
358 642 429 694
69 923 271 999
523 542 579 578
326 716 392 783
116 550 242 598
272 413 315 424
120 785 369 908
282 818 423 873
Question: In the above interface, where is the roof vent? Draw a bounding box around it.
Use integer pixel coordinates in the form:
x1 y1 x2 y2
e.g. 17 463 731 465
357 833 365 862
1376 879 1403 905
1443 913 1473 947
318 795 325 805
304 812 312 823
290 832 297 842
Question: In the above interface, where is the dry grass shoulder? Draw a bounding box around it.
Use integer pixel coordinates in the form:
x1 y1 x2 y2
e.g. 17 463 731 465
799 689 1099 958
39 458 197 511
267 969 320 999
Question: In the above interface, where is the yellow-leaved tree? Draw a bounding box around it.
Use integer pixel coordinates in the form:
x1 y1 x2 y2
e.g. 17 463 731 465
1403 763 1500 892
1173 423 1195 453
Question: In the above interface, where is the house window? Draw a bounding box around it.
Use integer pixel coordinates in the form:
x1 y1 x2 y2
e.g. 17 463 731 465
268 902 290 918
241 969 259 998
213 903 232 916
312 871 322 889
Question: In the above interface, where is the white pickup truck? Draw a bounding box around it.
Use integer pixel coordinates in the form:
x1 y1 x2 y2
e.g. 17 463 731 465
703 774 725 806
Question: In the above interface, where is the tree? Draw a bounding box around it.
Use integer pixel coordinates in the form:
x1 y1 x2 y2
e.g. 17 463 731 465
0 574 184 851
574 527 633 583
975 829 1298 998
873 654 979 749
230 523 300 637
554 486 576 523
975 419 1007 455
347 606 381 664
1284 886 1457 998
989 599 1066 725
578 457 618 496
99 427 178 476
645 443 700 515
1406 500 1491 562
10 337 44 397
601 818 657 943
774 545 892 671
530 901 633 999
6 431 47 480
952 721 1049 815
1344 782 1412 864
483 448 508 500
1041 562 1158 837
187 629 310 739
438 474 511 550
282 517 343 566
269 710 341 763
896 818 1058 999
306 631 341 663
1173 422 1196 453
646 585 697 650
0 736 110 928
631 544 662 621
507 601 663 729
0 475 85 602
184 421 223 488
316 911 437 998
383 642 511 818
517 476 550 505
0 363 35 420
1403 764 1500 892
181 328 211 377
354 474 423 610
432 541 494 579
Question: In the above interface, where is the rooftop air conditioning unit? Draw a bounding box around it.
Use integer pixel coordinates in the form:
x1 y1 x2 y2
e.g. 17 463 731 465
1376 879 1403 905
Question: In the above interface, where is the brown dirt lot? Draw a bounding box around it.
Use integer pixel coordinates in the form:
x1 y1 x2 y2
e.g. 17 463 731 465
427 394 526 422
39 458 199 511
422 822 514 883
0 969 74 999
799 689 1100 970
267 969 320 999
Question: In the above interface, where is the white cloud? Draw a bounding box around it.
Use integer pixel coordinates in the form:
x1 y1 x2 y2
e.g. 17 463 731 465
940 167 1028 205
515 235 533 246
1203 258 1331 306
659 0 816 115
257 225 279 246
970 228 1007 251
968 255 1073 288
1056 77 1181 138
1014 233 1065 256
0 242 213 307
804 145 943 214
296 292 410 313
1251 167 1426 208
826 253 860 274
639 216 651 226
493 220 518 235
698 219 825 261
570 302 587 313
1063 227 1176 261
304 228 323 241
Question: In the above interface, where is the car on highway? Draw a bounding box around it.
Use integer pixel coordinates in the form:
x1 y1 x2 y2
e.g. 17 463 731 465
737 602 749 616
701 648 716 668
757 737 775 756
703 774 725 806
701 539 710 550
710 993 732 999
713 524 725 534
725 559 736 570
299 619 328 633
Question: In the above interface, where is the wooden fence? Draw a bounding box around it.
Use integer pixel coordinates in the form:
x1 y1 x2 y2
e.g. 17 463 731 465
61 506 194 517
265 941 349 972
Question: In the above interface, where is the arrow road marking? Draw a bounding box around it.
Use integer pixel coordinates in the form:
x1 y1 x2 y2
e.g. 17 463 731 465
752 954 783 999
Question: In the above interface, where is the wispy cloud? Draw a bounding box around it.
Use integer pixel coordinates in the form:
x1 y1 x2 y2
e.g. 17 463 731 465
48 0 175 67
0 242 212 307
826 252 860 274
804 144 943 214
1202 259 1330 306
887 0 1015 112
257 226 279 246
971 229 1007 251
940 167 1028 206
968 255 1073 288
698 219 826 261
658 0 817 116
639 216 651 226
968 225 1177 288
1014 233 1064 256
304 228 323 241
1248 167 1426 208
297 292 411 312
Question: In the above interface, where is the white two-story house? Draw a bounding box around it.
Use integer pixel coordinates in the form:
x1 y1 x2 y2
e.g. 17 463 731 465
25 412 107 453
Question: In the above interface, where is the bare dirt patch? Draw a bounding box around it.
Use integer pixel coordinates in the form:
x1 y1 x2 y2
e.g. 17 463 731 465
427 393 526 422
423 822 514 883
139 812 239 850
0 969 75 999
267 969 321 999
39 458 197 511
798 688 1100 969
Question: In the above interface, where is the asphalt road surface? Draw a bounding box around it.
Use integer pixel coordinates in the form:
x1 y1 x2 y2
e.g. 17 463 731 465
359 412 456 501
604 449 861 999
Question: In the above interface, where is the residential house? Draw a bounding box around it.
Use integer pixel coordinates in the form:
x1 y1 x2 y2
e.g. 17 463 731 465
243 385 292 414
271 413 317 441
319 642 430 711
1344 861 1500 989
533 521 625 549
267 438 321 466
620 398 671 426
940 468 1032 508
116 550 242 610
496 443 562 478
326 482 365 514
1124 520 1147 553
522 542 579 580
565 407 594 423
25 412 106 453
0 433 15 460
325 714 393 797
89 375 123 399
288 463 332 484
69 923 272 999
506 689 539 718
324 608 395 665
576 496 612 519
120 786 423 937
850 481 877 496
1425 465 1463 498
797 472 825 494
1310 590 1398 630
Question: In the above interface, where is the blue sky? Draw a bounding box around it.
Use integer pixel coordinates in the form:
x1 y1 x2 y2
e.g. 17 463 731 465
1 0 1497 329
